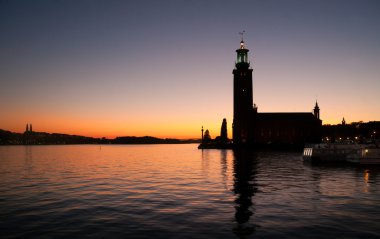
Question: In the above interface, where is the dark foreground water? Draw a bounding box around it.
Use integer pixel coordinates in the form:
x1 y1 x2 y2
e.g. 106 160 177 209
0 145 379 238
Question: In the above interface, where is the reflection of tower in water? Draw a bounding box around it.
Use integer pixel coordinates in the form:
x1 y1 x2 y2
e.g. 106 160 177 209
220 150 228 190
232 149 259 236
23 146 33 174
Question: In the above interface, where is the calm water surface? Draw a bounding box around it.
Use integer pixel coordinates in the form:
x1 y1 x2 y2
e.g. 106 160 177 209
0 144 379 238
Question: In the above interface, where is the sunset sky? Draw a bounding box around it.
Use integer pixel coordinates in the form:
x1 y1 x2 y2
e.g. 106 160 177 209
1 0 380 139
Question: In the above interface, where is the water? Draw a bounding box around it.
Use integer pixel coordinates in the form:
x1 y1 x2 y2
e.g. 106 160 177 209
0 144 379 238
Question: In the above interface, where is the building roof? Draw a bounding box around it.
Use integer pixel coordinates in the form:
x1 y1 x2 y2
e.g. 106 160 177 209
255 112 317 121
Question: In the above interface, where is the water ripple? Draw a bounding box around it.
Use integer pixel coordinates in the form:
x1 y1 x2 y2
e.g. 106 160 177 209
0 145 380 238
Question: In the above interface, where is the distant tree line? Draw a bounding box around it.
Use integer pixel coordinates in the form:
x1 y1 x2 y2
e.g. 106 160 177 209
0 129 200 145
113 136 198 144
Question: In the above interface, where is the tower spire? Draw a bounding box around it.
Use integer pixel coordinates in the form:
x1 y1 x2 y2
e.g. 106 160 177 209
313 101 320 119
239 30 246 49
239 31 245 39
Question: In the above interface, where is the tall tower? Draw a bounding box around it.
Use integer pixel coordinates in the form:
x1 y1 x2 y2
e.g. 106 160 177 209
313 101 320 119
233 34 253 145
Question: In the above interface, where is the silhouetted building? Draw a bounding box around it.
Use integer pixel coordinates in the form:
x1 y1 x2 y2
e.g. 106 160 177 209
199 119 232 149
322 121 380 143
232 39 322 148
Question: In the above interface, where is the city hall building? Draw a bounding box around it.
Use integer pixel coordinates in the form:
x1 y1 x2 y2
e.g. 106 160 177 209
232 39 322 148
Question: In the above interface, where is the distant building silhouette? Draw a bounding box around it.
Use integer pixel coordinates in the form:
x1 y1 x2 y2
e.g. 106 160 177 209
25 123 33 133
198 119 232 149
232 38 322 148
322 121 380 143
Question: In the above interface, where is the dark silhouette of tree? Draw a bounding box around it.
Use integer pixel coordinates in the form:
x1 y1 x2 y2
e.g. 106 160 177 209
220 118 228 143
204 129 211 143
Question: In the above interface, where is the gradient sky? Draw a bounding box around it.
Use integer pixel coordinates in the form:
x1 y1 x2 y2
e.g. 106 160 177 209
1 0 380 139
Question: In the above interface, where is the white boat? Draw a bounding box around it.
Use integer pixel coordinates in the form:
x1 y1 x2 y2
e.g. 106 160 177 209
303 143 363 163
346 146 380 164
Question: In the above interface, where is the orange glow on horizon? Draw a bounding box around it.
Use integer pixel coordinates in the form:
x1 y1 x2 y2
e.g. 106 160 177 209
2 117 215 140
2 112 378 140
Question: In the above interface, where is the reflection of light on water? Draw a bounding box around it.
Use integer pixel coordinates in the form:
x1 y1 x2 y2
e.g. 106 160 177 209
363 169 370 193
220 150 228 190
364 170 370 183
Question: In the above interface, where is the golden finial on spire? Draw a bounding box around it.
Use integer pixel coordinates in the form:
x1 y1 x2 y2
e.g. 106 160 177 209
239 30 245 49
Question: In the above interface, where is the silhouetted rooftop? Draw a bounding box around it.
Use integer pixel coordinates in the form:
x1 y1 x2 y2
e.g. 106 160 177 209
255 112 317 121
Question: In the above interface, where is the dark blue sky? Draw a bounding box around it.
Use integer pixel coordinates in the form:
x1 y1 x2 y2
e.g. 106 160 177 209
1 0 380 137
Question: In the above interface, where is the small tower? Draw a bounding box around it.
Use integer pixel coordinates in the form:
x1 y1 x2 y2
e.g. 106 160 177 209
233 31 253 145
25 124 29 133
313 101 320 119
342 117 346 126
201 126 204 145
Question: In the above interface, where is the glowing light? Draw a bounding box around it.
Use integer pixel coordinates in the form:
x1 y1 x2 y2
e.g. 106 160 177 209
364 170 370 183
